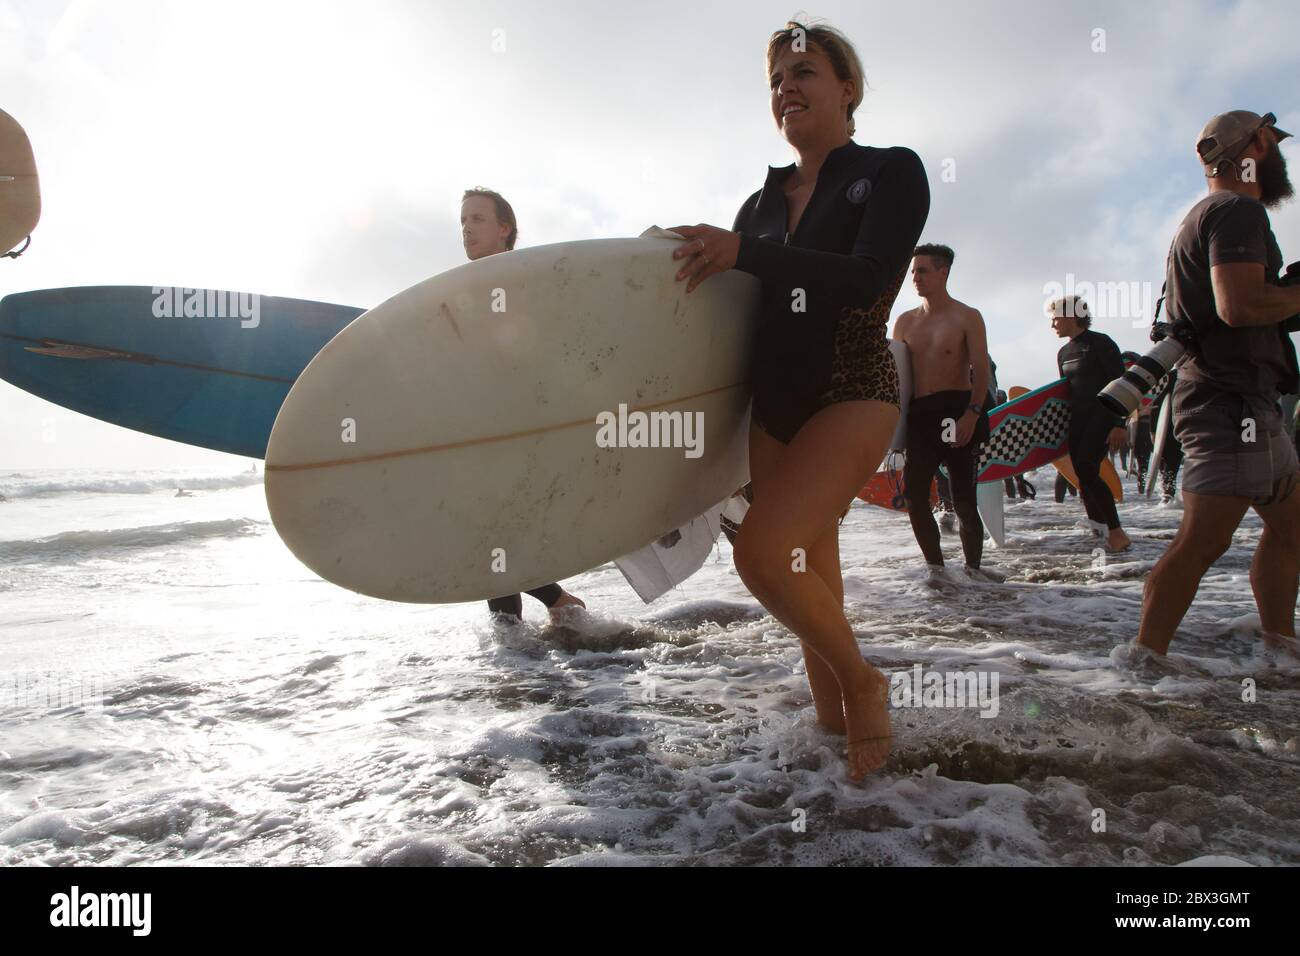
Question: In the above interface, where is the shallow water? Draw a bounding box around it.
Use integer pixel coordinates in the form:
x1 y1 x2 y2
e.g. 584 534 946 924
1 467 1296 866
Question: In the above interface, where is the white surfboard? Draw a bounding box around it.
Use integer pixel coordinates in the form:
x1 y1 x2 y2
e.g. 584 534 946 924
264 235 760 603
888 339 912 450
977 480 1005 546
1147 385 1175 499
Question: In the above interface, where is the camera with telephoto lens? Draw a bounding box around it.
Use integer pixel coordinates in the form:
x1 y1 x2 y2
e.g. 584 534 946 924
1097 338 1185 417
1098 292 1191 418
1099 260 1300 416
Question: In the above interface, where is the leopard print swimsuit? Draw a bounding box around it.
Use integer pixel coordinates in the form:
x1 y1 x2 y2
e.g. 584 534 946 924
731 142 930 444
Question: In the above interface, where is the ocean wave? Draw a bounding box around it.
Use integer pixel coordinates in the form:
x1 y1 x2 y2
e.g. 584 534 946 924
0 518 266 564
0 472 262 499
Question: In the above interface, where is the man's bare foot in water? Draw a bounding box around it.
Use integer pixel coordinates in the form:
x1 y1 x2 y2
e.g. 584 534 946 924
1104 528 1132 553
963 565 1007 583
925 564 956 590
548 591 586 621
843 668 892 780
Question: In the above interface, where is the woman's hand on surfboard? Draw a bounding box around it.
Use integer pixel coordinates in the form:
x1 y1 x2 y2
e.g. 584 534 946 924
1107 427 1128 453
669 225 740 293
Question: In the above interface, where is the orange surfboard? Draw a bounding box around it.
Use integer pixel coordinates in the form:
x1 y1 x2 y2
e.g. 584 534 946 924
857 467 936 513
1008 386 1122 502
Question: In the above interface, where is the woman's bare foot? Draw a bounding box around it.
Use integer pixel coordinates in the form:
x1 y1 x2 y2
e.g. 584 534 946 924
816 711 848 735
1262 631 1300 661
842 668 892 780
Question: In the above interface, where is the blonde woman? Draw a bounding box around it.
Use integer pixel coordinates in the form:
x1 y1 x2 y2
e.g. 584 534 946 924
671 21 929 778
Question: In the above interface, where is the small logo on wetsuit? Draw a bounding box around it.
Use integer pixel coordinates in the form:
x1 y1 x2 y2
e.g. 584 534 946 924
846 178 872 204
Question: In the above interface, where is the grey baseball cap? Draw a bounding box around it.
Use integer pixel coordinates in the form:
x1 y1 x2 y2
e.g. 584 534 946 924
1196 110 1291 167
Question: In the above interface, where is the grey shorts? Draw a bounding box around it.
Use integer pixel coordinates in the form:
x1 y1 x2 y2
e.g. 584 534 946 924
1172 378 1299 502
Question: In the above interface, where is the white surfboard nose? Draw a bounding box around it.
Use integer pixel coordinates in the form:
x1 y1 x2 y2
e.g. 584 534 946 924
265 236 760 604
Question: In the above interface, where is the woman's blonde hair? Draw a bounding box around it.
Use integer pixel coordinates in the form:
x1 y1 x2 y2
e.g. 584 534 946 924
765 19 866 137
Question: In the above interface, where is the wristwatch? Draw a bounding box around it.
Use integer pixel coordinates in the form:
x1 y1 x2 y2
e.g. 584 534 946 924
967 403 981 415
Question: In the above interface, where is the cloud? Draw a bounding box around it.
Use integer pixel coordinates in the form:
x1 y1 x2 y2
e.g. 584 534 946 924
2 0 1299 467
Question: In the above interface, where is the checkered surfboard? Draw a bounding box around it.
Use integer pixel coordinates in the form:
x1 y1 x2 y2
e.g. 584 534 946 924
975 378 1072 483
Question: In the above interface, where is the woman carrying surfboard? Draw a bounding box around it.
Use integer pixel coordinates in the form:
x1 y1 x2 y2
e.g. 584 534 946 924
671 20 929 778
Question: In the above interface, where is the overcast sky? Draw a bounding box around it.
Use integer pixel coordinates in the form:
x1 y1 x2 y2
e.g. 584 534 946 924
2 0 1298 470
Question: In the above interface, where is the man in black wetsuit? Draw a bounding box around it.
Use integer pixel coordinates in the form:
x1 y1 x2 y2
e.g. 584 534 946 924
894 244 994 578
460 188 585 623
1050 295 1132 552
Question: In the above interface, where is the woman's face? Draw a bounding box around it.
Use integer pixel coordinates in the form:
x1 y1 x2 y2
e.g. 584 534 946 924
768 42 853 146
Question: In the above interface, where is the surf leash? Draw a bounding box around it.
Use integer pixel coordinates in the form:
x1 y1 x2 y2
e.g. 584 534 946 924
885 451 908 511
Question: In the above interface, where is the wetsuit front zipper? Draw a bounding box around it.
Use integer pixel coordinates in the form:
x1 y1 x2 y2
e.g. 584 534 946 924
782 153 836 248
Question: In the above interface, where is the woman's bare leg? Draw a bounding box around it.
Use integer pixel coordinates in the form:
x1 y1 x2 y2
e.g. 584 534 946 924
736 400 898 778
749 423 848 732
802 524 849 733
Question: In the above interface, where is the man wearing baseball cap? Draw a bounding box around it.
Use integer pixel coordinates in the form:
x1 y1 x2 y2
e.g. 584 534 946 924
1138 109 1300 655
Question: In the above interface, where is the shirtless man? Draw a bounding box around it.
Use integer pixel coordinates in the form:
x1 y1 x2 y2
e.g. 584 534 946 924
893 244 993 577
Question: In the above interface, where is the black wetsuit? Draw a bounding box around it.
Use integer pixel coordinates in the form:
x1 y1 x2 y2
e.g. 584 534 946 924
732 141 930 443
903 391 991 567
1057 330 1126 530
1005 475 1035 499
1150 373 1184 498
487 585 563 620
1132 414 1153 494
1054 473 1078 502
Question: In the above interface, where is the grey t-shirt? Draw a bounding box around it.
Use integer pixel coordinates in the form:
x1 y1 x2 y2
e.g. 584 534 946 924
1164 191 1289 400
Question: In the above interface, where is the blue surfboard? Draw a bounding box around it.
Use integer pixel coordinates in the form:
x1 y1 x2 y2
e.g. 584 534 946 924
0 286 363 458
